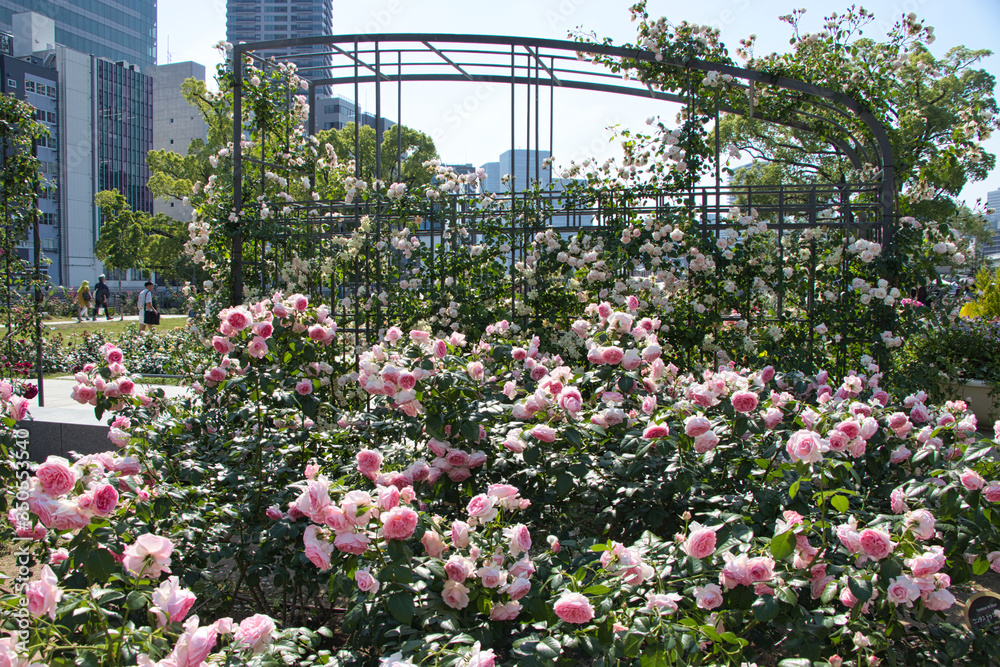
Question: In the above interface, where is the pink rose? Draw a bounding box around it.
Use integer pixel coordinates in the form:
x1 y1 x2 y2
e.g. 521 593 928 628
421 529 447 558
601 346 625 366
785 430 827 464
123 533 174 578
960 468 986 491
445 556 473 582
151 575 196 627
489 601 522 621
477 565 507 589
505 523 532 556
683 525 717 559
904 509 936 541
760 366 775 383
553 592 595 624
212 336 233 355
356 449 383 480
858 528 895 561
985 482 1000 503
446 449 471 467
693 583 724 610
906 547 946 578
234 614 275 654
923 587 956 611
35 456 78 496
531 425 556 442
303 525 334 570
731 390 759 413
333 531 370 556
442 580 470 609
643 424 669 439
295 379 313 396
886 575 920 607
354 568 380 594
504 576 532 600
26 565 62 619
92 484 119 516
694 430 720 453
381 506 419 541
684 415 712 437
451 520 470 547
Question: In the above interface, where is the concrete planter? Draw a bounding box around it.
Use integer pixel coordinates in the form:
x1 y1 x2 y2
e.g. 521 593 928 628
939 379 1000 426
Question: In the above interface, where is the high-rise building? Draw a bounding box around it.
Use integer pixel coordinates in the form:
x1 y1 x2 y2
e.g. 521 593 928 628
2 11 153 288
1 49 60 276
227 0 333 96
479 149 553 194
314 94 394 133
0 1 156 72
149 61 208 223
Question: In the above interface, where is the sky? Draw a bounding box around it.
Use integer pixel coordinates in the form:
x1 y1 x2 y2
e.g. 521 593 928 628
157 0 1000 208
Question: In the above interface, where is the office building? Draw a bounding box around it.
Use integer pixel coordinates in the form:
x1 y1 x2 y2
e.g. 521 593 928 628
479 149 553 194
314 94 394 133
149 61 208 222
3 11 153 287
0 0 155 72
227 0 333 95
1 49 60 277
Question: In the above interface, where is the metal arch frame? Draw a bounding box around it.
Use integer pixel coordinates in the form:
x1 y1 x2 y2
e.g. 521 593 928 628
231 33 895 221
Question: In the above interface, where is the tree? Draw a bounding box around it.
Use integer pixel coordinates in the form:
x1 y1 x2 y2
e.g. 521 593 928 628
715 7 997 222
316 123 438 188
94 190 148 315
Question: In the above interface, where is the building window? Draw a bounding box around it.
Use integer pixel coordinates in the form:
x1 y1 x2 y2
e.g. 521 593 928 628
7 78 16 89
25 81 35 93
169 139 174 144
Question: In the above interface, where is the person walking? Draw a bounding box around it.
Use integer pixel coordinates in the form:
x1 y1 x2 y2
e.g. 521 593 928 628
76 280 91 322
92 274 112 320
138 281 159 332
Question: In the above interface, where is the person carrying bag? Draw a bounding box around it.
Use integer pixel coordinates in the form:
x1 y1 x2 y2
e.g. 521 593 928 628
138 281 159 332
76 281 92 322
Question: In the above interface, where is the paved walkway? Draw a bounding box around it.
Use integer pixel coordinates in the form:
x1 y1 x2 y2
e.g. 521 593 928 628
28 378 190 426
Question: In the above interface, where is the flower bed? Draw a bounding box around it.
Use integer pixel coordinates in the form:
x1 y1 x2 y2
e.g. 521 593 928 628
2 293 1000 666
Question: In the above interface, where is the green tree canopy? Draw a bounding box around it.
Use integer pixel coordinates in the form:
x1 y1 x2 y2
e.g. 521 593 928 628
95 190 192 283
715 7 997 222
316 123 438 189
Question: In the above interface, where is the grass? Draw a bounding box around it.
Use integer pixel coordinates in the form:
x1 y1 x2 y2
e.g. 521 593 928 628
1 317 188 350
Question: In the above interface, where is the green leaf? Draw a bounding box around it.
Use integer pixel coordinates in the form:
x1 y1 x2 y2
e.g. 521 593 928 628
524 446 540 465
640 646 670 667
387 592 414 625
972 555 990 576
583 584 611 595
752 595 779 622
848 577 872 603
85 547 117 581
624 632 644 658
536 636 561 659
555 473 574 497
789 478 801 499
770 530 796 560
830 495 849 513
125 590 147 611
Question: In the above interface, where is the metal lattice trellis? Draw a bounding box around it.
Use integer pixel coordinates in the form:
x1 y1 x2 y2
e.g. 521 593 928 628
228 33 896 370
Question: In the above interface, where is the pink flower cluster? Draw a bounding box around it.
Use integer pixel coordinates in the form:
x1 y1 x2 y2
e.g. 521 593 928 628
421 485 535 620
272 473 425 569
71 356 143 407
10 453 145 538
425 438 487 482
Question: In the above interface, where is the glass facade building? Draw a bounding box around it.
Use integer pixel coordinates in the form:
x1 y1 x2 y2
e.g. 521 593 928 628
97 57 153 213
0 0 155 71
227 0 333 95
